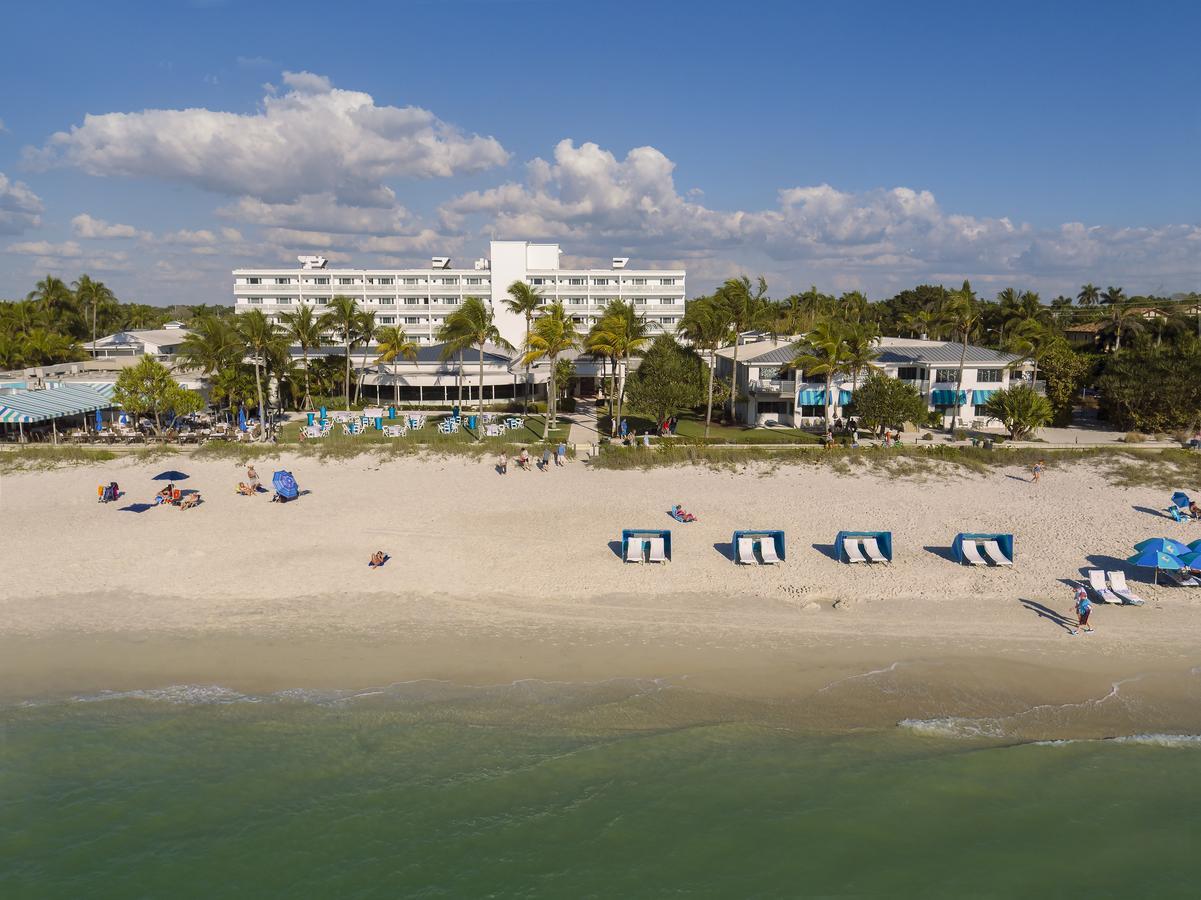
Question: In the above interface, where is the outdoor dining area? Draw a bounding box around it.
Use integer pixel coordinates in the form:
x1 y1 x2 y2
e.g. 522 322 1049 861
300 406 526 440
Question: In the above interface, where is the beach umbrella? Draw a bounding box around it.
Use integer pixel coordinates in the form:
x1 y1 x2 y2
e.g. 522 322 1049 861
1171 491 1191 509
1177 550 1201 569
272 470 299 501
1133 537 1190 557
153 470 190 482
238 407 248 432
1126 548 1184 584
94 408 103 431
1189 539 1201 552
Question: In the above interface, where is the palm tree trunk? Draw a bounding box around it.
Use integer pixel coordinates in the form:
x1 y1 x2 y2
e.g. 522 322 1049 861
728 341 740 423
954 334 967 430
704 348 716 438
542 357 554 440
477 342 485 427
301 346 312 411
254 359 267 443
825 372 833 431
343 338 351 410
394 362 400 407
523 315 532 414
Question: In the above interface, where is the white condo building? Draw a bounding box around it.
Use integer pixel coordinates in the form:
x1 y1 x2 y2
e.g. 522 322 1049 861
232 240 686 350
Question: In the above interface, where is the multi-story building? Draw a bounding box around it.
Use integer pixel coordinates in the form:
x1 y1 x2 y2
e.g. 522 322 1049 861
231 240 686 350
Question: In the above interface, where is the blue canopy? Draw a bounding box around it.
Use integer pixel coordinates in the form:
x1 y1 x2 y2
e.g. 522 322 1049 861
1177 550 1201 568
972 390 996 405
272 470 299 500
1171 492 1191 510
796 389 853 406
153 470 189 481
930 390 968 405
1190 539 1201 552
1126 548 1183 570
1134 537 1190 556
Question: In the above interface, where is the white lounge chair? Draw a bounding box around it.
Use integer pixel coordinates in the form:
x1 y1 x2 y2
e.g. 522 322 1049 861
625 538 646 563
1087 569 1122 604
843 537 867 564
960 540 987 566
737 537 757 564
863 537 889 563
981 540 1013 567
1165 569 1201 587
759 540 781 565
647 537 668 563
1107 571 1146 605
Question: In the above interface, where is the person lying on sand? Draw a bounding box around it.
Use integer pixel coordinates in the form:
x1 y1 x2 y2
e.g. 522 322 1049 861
179 493 201 510
368 550 388 568
154 484 175 505
236 482 256 496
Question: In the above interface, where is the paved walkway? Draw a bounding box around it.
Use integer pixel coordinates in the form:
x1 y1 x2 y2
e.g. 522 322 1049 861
565 400 602 448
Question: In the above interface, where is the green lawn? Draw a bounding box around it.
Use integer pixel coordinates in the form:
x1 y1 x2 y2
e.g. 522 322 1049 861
598 411 820 445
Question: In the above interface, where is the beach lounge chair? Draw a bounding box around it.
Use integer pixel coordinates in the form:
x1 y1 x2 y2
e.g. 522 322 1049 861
863 537 889 564
842 537 868 564
625 538 646 563
1107 571 1146 605
1164 569 1200 587
981 540 1013 566
960 540 987 566
737 537 757 564
1087 569 1123 604
647 537 668 563
759 540 781 565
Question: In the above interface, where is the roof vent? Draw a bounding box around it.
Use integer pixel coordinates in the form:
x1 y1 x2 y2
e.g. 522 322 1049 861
612 257 629 269
431 256 452 269
474 258 490 270
298 255 328 269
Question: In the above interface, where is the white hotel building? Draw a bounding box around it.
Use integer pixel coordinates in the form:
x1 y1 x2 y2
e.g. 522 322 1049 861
233 240 686 349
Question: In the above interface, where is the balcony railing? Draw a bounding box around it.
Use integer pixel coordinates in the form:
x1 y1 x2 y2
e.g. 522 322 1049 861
748 379 796 395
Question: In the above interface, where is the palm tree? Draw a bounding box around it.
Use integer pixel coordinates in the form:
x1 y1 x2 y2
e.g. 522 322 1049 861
1005 318 1055 385
503 281 542 413
676 295 734 437
438 297 514 426
353 310 378 405
584 311 620 429
72 275 117 352
1101 286 1126 307
522 302 579 440
787 318 851 431
588 300 651 433
21 327 81 366
1101 304 1145 352
1077 284 1101 308
280 304 325 410
318 295 359 409
717 275 773 422
842 320 882 398
27 275 77 326
938 282 981 429
375 325 419 407
234 309 281 441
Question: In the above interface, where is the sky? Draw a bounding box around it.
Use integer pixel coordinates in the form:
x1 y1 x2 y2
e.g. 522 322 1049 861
1 0 1200 306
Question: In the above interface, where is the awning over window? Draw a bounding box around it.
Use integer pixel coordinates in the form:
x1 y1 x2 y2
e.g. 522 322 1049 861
0 384 116 424
972 390 996 405
930 389 968 406
796 389 854 405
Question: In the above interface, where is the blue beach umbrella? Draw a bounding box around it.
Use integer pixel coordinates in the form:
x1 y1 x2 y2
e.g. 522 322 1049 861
1127 548 1184 585
238 407 248 432
1189 539 1201 552
94 408 103 431
153 470 190 482
1177 550 1201 569
1171 491 1191 510
272 470 299 500
1133 537 1190 557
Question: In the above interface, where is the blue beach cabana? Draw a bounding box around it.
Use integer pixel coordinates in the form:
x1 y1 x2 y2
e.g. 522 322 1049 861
621 528 671 564
952 533 1014 566
835 530 892 564
732 530 785 565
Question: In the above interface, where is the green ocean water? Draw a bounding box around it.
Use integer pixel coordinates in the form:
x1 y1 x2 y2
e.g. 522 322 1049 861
2 679 1200 899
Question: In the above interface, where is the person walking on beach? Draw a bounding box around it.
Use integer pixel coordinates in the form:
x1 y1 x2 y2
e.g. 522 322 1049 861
1070 584 1093 635
555 441 567 466
497 451 508 475
1031 460 1046 483
540 446 552 471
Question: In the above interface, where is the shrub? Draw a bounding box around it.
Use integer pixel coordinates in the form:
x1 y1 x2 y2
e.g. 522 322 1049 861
1124 431 1147 443
981 385 1054 440
920 432 934 441
952 428 969 442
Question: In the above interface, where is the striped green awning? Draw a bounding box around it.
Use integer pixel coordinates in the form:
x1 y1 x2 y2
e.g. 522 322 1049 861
796 389 854 405
972 390 996 405
0 384 116 424
930 390 968 405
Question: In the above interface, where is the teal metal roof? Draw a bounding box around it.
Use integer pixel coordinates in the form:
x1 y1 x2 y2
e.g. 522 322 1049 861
0 384 116 424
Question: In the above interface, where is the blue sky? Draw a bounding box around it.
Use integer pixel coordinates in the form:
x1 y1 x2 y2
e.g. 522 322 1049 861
2 0 1199 305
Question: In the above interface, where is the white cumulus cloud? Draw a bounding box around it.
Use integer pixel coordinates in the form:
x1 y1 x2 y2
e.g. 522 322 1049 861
27 71 510 206
0 173 45 235
71 213 147 240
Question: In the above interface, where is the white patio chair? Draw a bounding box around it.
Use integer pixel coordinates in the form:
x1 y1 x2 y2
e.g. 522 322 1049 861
1107 571 1145 605
759 539 781 565
960 540 987 566
736 537 757 564
647 537 668 563
863 537 889 563
981 540 1012 566
843 537 867 564
625 538 646 563
1087 569 1122 604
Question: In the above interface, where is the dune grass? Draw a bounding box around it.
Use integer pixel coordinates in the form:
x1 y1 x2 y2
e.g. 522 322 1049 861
598 411 821 445
0 445 120 472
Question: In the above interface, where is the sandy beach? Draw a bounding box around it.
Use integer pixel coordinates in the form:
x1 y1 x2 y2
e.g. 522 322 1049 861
2 453 1199 734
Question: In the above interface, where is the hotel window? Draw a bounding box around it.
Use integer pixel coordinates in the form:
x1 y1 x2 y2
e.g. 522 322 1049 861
935 369 959 383
897 367 924 381
248 297 263 304
404 298 423 305
337 277 357 285
593 277 613 286
530 277 547 285
403 277 423 285
404 316 422 325
379 316 395 324
276 297 291 305
660 298 676 305
375 297 395 305
466 277 483 285
315 298 329 305
373 277 394 285
629 277 647 285
567 277 586 285
245 277 261 285
633 298 647 305
977 368 1003 383
275 277 292 285
660 277 675 285
570 298 586 305
306 276 329 285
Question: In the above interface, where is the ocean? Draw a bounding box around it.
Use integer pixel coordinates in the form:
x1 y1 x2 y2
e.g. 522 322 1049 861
2 677 1199 898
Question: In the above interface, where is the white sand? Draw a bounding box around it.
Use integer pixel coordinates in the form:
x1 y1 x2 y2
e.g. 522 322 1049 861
1 453 1198 706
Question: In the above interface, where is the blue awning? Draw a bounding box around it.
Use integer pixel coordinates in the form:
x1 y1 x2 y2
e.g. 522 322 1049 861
796 389 853 406
0 384 116 424
972 390 996 405
930 390 968 406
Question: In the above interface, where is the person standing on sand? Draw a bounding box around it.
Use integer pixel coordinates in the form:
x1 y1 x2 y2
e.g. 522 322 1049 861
498 451 508 475
1031 460 1045 483
540 447 552 471
1070 584 1093 635
555 441 567 466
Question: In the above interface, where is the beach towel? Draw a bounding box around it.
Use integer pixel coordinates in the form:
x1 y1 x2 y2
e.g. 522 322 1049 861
669 506 697 523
